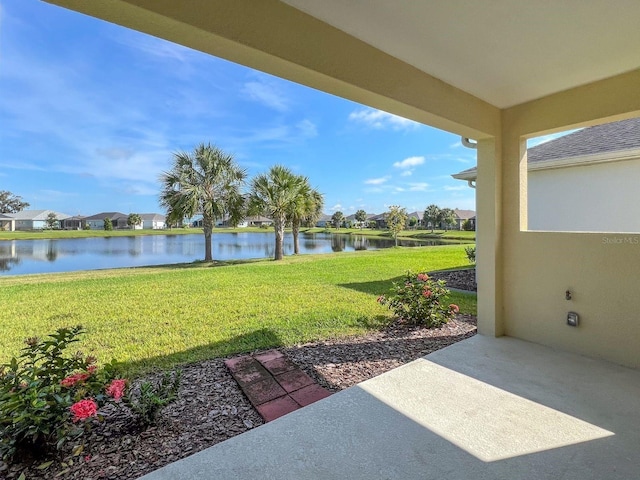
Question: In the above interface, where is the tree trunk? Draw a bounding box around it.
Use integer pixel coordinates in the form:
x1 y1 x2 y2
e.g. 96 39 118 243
292 220 300 255
274 217 285 260
203 215 213 262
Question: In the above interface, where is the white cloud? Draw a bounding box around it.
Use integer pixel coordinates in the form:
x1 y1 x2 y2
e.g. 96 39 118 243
297 119 317 138
364 176 390 185
443 185 467 191
400 170 413 177
348 108 419 131
408 182 430 191
241 80 289 111
329 203 342 212
393 156 425 169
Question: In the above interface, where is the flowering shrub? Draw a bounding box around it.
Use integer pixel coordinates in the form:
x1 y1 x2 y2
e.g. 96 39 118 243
377 271 459 327
0 326 121 461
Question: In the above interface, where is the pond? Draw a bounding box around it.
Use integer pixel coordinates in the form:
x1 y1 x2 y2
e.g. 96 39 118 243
0 232 463 276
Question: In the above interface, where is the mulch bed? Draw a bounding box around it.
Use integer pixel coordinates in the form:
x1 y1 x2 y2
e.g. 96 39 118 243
430 267 476 292
3 270 477 480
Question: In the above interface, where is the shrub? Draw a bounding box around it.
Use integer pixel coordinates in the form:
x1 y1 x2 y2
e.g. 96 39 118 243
465 246 476 264
462 219 475 231
377 271 459 327
0 326 120 461
125 370 181 427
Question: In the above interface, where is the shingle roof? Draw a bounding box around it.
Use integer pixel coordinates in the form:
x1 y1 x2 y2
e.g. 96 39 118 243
6 210 71 220
140 213 166 221
454 209 475 220
84 212 128 221
454 117 640 178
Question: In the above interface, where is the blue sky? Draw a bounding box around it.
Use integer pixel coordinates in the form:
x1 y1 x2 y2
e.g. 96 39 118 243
0 1 483 217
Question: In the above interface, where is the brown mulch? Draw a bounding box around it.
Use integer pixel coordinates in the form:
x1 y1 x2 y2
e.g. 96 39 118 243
430 267 476 292
3 269 478 480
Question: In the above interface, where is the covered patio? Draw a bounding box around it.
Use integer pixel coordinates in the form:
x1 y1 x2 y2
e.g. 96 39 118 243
42 1 640 477
141 335 639 479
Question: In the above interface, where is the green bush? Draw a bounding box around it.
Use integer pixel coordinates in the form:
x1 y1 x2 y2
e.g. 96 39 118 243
0 327 120 461
125 370 181 427
377 271 458 327
462 219 475 231
465 246 476 264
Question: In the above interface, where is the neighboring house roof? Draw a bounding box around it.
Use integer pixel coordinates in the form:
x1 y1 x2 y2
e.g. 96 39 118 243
0 213 13 219
5 209 71 220
454 209 475 220
140 213 166 221
84 212 128 221
453 117 640 181
318 214 332 222
407 211 422 219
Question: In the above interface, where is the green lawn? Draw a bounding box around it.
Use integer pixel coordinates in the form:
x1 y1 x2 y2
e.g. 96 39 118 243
0 246 476 376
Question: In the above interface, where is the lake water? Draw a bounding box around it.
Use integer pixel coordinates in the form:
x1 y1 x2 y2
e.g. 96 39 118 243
0 232 460 276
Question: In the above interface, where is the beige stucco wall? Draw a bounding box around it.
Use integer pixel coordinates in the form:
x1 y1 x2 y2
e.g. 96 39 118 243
502 72 640 368
528 158 640 232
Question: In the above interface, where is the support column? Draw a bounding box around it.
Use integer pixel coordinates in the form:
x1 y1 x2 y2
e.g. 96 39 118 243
476 137 504 336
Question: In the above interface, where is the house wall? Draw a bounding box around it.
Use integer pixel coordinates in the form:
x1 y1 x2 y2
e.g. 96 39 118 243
528 159 640 232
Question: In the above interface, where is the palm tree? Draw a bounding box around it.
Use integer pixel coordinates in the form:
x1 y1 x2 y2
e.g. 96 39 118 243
159 143 247 262
248 165 304 261
288 178 324 255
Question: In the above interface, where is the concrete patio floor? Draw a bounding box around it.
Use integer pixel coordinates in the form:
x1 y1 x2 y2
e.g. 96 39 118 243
140 335 640 479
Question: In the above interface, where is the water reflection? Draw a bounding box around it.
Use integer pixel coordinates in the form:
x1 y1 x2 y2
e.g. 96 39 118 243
0 232 463 276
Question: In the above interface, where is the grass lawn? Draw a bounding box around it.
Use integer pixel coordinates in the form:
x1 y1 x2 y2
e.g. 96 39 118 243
302 227 476 241
0 246 476 376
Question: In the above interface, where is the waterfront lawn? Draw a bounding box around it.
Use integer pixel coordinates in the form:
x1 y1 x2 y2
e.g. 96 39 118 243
0 246 476 376
0 226 475 241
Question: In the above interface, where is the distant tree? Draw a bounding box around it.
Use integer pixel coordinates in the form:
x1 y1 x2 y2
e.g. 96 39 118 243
104 217 113 231
462 218 475 231
423 204 441 233
287 178 324 255
45 212 58 230
331 211 344 229
83 223 91 230
127 213 142 230
248 165 304 261
385 205 408 246
355 209 367 229
159 143 247 262
440 208 456 230
408 216 418 229
0 190 29 213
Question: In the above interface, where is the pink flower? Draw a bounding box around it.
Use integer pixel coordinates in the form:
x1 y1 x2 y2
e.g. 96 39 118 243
60 372 90 388
417 273 429 281
84 455 92 463
70 399 98 422
449 304 460 313
106 379 127 401
423 290 432 297
87 365 98 374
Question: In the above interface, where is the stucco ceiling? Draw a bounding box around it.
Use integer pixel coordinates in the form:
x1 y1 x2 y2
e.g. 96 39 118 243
282 0 640 108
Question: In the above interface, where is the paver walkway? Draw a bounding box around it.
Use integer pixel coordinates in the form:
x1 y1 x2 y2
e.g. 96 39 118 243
225 349 332 421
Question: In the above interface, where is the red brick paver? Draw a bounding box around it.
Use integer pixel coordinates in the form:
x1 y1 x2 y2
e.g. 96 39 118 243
226 350 333 422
